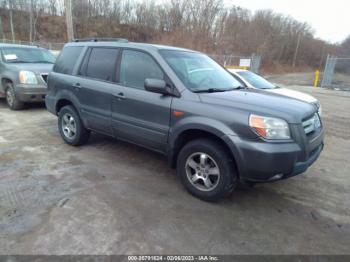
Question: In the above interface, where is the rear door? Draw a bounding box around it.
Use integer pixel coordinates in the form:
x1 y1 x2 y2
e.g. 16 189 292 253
76 47 119 135
111 49 172 153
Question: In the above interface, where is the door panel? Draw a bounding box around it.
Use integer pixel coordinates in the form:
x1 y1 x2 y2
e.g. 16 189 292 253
74 47 120 135
75 77 113 135
112 85 172 153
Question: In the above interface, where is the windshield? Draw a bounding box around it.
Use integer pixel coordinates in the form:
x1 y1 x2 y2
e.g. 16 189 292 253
2 47 56 63
160 50 242 92
237 71 276 89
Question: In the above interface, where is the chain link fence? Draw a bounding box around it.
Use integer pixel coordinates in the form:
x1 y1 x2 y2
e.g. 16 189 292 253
322 54 350 91
209 54 262 73
0 39 65 50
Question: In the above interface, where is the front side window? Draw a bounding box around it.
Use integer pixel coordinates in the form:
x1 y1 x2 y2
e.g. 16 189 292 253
54 46 83 74
85 48 119 81
237 71 277 89
160 50 242 92
2 47 56 64
119 50 164 89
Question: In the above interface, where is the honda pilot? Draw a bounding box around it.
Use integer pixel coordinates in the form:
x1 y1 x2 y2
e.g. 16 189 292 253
45 39 324 201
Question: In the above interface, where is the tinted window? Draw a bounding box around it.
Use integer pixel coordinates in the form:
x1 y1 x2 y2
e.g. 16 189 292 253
54 46 83 74
85 48 119 81
237 71 277 89
119 50 163 89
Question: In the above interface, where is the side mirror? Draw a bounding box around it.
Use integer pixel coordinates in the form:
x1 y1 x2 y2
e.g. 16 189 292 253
144 78 170 95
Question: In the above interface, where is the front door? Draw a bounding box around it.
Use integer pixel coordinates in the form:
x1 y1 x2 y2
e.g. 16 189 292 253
112 49 172 153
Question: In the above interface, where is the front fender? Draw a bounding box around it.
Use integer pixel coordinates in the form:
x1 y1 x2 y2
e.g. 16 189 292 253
167 116 240 167
169 115 237 148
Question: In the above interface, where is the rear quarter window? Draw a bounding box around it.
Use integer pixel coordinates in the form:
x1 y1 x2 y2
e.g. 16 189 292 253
53 46 83 74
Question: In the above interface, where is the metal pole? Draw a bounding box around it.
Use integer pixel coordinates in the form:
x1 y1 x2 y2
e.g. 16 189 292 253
321 54 330 88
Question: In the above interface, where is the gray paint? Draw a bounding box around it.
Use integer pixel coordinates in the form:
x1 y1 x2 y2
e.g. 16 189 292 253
46 41 324 182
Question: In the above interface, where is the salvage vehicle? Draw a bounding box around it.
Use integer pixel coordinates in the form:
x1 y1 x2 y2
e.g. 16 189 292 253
0 44 55 110
46 39 324 201
227 68 322 115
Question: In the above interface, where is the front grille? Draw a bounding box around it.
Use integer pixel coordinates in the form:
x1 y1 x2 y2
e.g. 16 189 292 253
41 73 48 84
302 113 321 135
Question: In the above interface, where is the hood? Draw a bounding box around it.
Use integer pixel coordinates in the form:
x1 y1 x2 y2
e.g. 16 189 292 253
199 89 316 124
6 63 53 74
267 87 318 104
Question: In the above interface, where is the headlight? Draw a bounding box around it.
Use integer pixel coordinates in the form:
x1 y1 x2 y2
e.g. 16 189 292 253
19 71 38 84
249 114 290 140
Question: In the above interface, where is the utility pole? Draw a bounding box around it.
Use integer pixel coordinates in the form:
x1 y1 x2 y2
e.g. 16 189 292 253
9 1 15 42
29 0 33 43
64 0 74 41
0 17 4 41
292 33 302 68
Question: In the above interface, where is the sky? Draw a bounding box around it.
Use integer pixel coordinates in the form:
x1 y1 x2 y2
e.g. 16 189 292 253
225 0 350 43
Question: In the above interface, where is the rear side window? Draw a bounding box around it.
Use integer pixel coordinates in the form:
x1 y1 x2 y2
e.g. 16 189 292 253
84 48 119 82
54 46 83 74
119 50 164 89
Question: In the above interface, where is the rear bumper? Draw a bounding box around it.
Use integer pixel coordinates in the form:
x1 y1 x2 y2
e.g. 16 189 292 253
14 84 47 102
223 128 324 182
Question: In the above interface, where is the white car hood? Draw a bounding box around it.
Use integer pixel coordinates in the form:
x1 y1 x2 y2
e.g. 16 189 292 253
267 88 318 104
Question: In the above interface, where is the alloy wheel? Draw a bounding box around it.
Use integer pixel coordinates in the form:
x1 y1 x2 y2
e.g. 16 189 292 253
185 152 221 192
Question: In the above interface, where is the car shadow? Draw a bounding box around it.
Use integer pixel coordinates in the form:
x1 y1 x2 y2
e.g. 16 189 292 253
0 97 46 110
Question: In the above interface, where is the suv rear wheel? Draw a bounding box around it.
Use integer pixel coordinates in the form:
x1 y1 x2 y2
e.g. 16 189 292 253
5 83 24 110
177 138 238 201
58 105 90 146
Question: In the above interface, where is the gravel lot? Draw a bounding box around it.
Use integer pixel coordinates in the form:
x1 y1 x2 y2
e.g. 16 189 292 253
0 86 349 255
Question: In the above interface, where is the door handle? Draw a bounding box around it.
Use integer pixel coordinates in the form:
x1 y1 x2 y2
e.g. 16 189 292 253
114 92 126 100
72 83 81 89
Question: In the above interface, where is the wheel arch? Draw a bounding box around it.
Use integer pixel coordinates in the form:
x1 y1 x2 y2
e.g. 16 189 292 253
168 126 240 177
1 77 13 91
55 91 80 115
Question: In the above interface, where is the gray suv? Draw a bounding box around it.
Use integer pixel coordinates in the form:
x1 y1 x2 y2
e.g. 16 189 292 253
0 44 55 110
46 39 324 201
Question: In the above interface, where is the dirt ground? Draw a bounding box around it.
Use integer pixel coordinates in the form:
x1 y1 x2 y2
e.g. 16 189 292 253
0 86 349 255
266 72 350 91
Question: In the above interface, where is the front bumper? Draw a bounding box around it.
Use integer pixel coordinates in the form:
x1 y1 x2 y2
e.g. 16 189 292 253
14 84 47 102
223 128 324 182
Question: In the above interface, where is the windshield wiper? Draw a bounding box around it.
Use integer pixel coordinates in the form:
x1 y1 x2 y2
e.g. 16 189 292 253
31 61 54 64
194 88 228 93
6 60 31 63
194 87 244 93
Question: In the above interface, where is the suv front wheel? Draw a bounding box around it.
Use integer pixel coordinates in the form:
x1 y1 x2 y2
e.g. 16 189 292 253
58 105 90 146
177 138 238 202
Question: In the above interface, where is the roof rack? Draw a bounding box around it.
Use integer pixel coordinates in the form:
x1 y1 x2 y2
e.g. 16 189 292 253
72 38 128 43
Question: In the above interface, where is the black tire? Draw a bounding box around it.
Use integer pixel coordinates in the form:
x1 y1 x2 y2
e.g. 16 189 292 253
177 138 238 202
58 105 90 146
5 83 24 110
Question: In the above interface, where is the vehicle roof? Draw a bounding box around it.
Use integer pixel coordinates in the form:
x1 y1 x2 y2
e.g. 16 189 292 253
65 41 197 53
0 43 45 49
226 68 248 73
